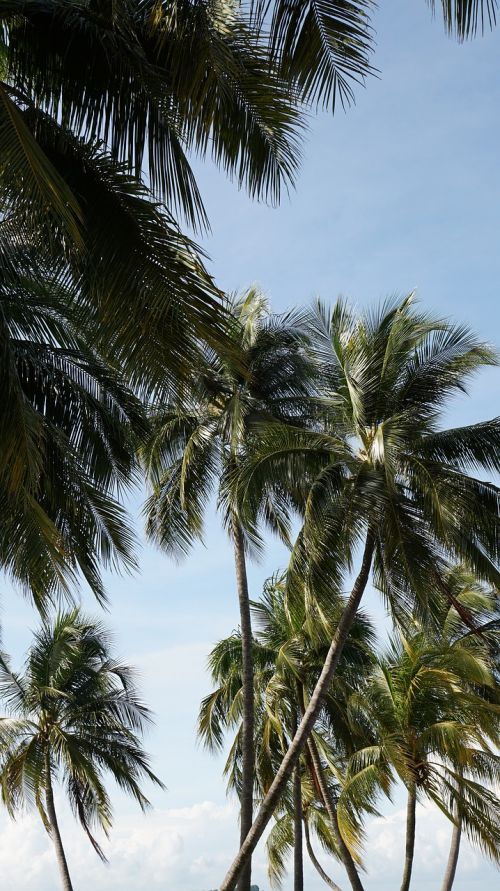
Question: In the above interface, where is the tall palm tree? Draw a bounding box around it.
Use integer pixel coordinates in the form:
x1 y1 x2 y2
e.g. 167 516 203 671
199 574 379 891
349 622 500 891
143 288 314 891
0 609 164 891
0 238 145 605
221 294 500 889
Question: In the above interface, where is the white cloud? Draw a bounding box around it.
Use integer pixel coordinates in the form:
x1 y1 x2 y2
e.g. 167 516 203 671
0 795 497 891
0 800 241 891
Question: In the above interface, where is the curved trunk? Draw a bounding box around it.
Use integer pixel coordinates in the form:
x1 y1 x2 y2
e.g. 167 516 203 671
292 713 304 891
220 530 375 891
440 817 462 891
45 758 74 891
399 784 417 891
304 818 345 891
232 518 254 891
306 734 365 891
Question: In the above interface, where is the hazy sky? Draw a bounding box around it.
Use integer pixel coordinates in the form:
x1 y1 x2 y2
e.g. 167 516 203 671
1 2 499 890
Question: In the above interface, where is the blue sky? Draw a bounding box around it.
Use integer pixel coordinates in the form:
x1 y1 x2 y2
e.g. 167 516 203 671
1 2 499 889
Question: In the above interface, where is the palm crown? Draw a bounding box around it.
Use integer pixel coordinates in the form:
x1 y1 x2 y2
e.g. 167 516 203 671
0 610 163 871
240 295 500 618
0 1 306 390
142 287 314 553
199 576 379 887
348 614 500 890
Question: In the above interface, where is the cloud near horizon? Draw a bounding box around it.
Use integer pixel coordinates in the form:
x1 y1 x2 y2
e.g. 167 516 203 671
0 795 494 891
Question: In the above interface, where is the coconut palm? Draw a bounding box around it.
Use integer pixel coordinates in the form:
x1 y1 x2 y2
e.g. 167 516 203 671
349 625 500 891
221 294 500 889
199 635 354 891
0 609 164 891
0 237 146 605
143 288 314 890
0 0 306 390
1 0 303 220
199 574 380 891
252 575 381 891
1 1 495 391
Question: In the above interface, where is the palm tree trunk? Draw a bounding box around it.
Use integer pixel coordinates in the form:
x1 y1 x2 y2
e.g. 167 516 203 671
232 518 254 891
400 784 417 891
292 713 304 891
306 735 365 891
45 757 75 891
220 529 375 891
304 818 345 891
440 818 462 891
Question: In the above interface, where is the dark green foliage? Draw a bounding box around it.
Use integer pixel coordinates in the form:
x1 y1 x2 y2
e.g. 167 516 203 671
0 238 146 605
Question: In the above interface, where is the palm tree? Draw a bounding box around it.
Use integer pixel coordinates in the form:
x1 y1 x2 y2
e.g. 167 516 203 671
1 1 494 391
143 288 314 891
349 622 500 891
0 609 164 891
221 295 500 889
0 238 145 605
199 574 379 891
0 1 306 390
252 576 382 891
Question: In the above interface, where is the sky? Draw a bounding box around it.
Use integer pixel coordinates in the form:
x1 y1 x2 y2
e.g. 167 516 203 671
1 2 500 890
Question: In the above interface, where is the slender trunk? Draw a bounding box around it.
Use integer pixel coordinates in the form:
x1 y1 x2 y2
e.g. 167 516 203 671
232 518 254 891
45 756 75 891
297 680 364 891
440 816 462 891
306 734 365 891
304 818 345 891
220 530 375 891
399 784 417 891
292 713 304 891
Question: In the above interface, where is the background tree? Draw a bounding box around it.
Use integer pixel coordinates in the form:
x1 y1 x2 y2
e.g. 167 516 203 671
0 609 164 891
221 295 500 888
199 574 380 891
143 288 314 891
348 621 500 891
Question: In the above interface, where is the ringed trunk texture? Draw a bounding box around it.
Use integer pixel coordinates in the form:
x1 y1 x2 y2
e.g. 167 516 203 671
304 818 345 891
220 530 375 891
45 760 75 891
232 519 254 891
292 713 304 891
400 784 417 891
440 818 462 891
306 735 365 891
